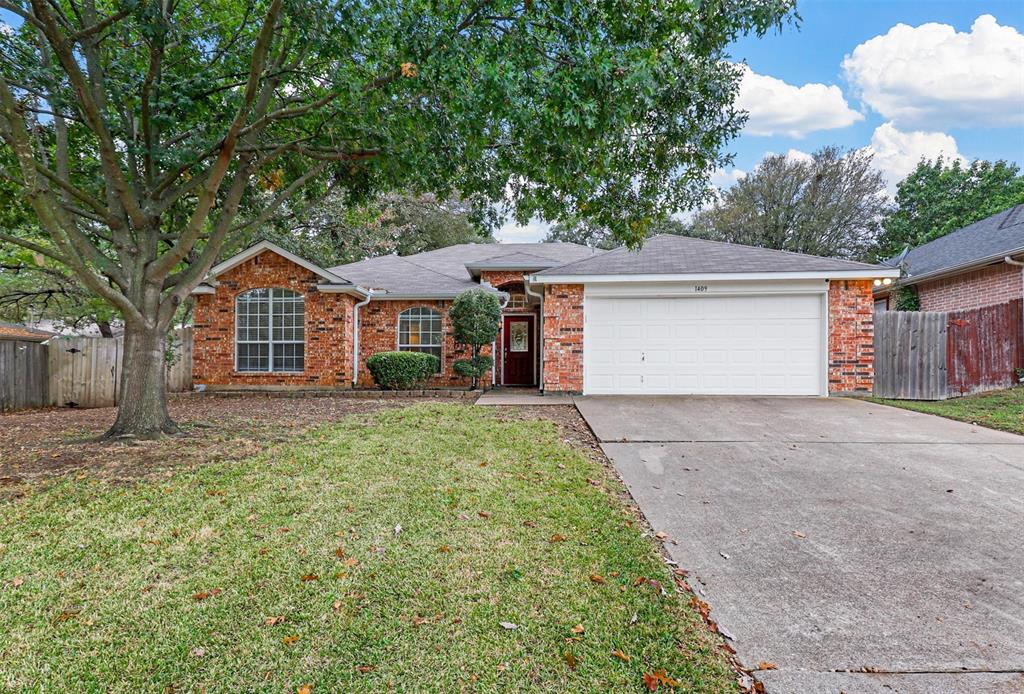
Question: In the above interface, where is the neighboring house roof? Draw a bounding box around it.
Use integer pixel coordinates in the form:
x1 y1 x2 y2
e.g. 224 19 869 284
329 242 600 297
887 204 1024 286
531 234 897 281
0 321 57 342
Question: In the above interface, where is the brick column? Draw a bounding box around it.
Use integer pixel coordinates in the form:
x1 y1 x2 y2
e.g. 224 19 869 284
828 279 874 394
542 284 584 393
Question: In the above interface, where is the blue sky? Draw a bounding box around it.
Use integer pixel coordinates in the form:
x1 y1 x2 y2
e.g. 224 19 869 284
502 0 1024 241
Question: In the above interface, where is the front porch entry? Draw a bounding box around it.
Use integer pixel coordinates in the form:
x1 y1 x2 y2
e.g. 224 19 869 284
501 314 537 386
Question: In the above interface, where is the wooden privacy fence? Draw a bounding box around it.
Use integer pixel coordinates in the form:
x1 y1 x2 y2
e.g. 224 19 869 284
0 327 193 412
874 299 1024 400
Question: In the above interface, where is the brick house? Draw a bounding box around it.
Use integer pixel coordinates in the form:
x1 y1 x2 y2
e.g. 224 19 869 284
192 235 898 396
875 204 1024 312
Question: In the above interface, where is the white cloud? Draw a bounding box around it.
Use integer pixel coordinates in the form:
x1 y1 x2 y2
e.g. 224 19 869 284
842 14 1024 128
864 122 965 192
495 217 550 243
710 167 747 189
736 65 863 138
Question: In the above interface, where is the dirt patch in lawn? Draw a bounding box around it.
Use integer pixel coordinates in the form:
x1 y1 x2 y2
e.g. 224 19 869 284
0 394 456 491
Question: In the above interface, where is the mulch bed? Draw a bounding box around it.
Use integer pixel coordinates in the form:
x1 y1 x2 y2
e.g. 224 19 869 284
0 394 456 491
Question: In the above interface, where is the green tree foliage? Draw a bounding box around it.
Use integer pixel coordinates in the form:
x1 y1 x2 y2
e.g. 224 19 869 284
450 288 501 389
686 147 889 260
875 158 1024 260
0 0 793 437
544 217 687 250
250 192 496 267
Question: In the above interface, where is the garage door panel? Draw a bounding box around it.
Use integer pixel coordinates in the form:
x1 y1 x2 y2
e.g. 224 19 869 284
585 293 823 395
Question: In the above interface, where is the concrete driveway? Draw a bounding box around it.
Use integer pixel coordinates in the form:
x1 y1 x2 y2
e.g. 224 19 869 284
575 396 1024 694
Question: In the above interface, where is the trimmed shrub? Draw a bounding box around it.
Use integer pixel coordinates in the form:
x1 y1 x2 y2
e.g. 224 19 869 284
453 355 494 384
366 351 439 390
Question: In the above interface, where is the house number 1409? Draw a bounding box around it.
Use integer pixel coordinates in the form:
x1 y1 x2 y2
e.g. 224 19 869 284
693 285 708 293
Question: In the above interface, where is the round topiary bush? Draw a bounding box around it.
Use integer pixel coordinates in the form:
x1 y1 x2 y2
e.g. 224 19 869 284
366 351 439 390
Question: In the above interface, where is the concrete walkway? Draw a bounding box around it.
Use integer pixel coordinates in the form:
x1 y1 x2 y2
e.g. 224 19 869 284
475 389 575 406
575 395 1024 694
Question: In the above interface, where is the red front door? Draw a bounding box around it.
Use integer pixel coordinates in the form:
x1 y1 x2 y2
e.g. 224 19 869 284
502 315 536 386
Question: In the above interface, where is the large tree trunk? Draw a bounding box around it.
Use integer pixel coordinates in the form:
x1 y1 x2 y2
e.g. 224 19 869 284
104 321 178 439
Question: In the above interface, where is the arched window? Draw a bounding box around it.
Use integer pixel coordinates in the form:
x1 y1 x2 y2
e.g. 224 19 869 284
236 288 304 372
398 307 442 372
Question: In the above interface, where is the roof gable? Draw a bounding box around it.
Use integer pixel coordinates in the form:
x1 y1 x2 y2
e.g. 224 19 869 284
207 241 351 285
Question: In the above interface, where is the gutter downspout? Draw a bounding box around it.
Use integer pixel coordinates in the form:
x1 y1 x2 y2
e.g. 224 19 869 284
1006 258 1024 383
524 280 544 392
352 289 374 386
493 290 511 387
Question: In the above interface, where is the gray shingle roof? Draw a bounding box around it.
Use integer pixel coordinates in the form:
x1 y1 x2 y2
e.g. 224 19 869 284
534 234 889 276
894 204 1024 281
330 242 601 296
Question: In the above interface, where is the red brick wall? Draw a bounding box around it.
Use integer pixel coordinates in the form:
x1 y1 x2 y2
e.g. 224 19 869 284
193 251 355 387
356 299 488 388
542 284 584 393
828 280 874 394
479 270 527 289
916 263 1023 312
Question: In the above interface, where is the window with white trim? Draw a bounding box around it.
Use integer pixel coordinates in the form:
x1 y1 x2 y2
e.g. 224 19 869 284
397 307 442 372
507 292 528 309
235 288 304 372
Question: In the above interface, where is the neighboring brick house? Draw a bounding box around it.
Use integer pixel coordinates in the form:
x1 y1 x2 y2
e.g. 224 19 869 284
192 235 897 396
875 204 1024 312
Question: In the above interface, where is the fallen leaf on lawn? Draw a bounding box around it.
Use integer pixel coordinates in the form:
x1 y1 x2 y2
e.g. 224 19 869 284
192 588 222 601
334 547 345 558
564 652 578 670
792 530 806 539
11 577 24 587
499 621 519 630
297 686 312 694
282 635 299 646
478 511 491 518
356 665 375 673
438 545 450 553
611 649 630 662
756 661 778 670
655 531 668 540
333 600 343 612
549 534 567 542
264 615 285 626
571 624 584 634
300 574 319 582
258 547 269 556
412 615 427 626
522 520 537 528
344 558 359 568
589 574 606 585
633 576 646 587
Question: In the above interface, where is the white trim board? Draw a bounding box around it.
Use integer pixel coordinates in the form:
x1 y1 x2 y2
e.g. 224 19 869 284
531 269 900 284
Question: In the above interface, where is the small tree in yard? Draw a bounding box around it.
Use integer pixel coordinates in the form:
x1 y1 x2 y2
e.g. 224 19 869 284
451 289 501 390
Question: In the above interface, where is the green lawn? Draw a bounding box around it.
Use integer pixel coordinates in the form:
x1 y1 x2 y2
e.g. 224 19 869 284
870 386 1024 435
0 404 736 692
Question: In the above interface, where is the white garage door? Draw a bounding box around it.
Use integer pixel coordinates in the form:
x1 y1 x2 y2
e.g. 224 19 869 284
584 293 824 395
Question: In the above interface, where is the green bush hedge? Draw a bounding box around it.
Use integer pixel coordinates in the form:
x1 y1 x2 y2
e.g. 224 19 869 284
366 351 439 390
